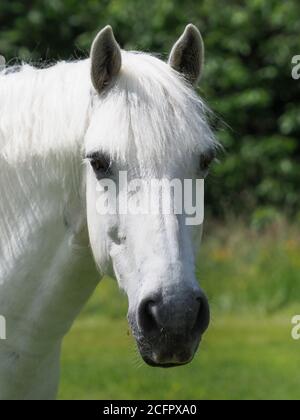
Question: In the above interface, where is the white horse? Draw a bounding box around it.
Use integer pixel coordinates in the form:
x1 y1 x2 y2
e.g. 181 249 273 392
0 24 217 400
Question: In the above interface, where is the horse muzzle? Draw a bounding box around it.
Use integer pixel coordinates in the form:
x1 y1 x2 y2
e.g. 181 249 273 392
128 287 210 367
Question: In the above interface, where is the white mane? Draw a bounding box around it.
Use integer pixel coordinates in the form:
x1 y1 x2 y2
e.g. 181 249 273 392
0 51 216 167
0 60 91 162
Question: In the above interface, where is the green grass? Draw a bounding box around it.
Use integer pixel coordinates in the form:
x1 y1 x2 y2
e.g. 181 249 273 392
58 221 300 400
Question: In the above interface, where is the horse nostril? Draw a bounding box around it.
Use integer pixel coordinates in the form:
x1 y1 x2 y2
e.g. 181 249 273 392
137 292 210 338
194 294 210 335
138 299 160 335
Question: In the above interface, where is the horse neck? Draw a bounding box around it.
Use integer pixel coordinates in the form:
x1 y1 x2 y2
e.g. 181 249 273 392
0 61 99 368
0 59 92 280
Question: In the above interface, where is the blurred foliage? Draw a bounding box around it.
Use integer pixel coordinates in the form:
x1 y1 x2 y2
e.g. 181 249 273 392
0 0 299 218
201 219 300 312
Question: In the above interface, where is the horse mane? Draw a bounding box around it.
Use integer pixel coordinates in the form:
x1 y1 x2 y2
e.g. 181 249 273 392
0 60 91 163
0 51 217 166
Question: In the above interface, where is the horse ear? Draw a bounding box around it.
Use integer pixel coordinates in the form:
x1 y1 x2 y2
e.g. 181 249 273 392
90 26 122 93
168 24 204 86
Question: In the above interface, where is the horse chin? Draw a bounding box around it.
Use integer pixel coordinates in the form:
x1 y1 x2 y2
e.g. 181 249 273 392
141 355 192 368
136 338 201 368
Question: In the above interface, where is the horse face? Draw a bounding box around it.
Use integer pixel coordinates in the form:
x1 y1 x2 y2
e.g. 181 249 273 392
86 163 211 367
85 25 215 367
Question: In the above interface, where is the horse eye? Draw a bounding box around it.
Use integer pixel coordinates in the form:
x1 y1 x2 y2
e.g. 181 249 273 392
88 153 111 176
199 149 216 172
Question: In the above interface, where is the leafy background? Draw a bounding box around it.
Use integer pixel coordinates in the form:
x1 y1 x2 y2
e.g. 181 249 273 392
1 0 300 400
